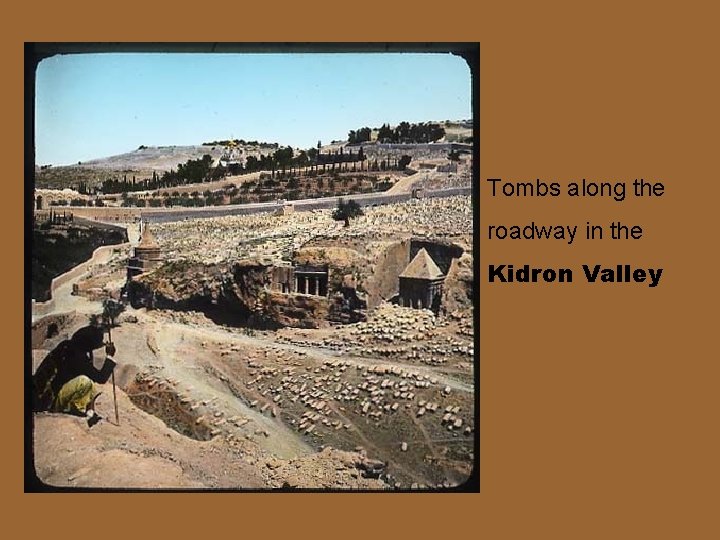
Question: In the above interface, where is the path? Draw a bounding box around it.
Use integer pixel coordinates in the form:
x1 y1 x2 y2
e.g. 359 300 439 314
32 223 140 323
139 311 473 393
385 171 425 195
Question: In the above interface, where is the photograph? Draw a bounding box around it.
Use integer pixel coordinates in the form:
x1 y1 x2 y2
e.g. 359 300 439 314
27 44 477 491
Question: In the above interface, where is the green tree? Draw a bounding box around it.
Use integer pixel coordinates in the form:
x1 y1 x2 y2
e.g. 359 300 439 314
377 124 393 143
396 121 411 142
332 198 363 227
273 146 294 177
357 127 372 143
296 150 309 171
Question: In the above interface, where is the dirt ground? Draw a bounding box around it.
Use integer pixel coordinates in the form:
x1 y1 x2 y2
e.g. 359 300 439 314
31 302 474 490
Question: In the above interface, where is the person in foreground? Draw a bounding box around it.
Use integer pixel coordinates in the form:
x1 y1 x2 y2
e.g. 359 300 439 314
33 324 116 427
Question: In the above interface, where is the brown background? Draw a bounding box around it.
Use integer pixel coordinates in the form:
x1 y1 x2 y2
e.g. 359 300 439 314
6 1 720 537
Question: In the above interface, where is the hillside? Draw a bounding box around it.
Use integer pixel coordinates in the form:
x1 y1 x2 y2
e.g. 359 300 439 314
81 145 226 170
35 120 472 191
36 145 227 190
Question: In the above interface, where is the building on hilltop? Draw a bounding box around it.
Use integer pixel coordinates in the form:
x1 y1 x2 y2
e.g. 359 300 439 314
398 248 445 313
127 223 162 278
219 140 245 168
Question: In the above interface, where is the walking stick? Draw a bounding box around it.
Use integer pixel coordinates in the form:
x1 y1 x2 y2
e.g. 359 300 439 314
105 319 120 426
111 367 120 426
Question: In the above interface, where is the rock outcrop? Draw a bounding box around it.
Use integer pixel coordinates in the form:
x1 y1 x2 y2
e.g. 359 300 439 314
441 250 474 313
128 260 333 329
128 260 274 327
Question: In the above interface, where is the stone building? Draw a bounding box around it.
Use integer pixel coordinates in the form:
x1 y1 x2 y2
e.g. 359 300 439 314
398 248 445 312
294 264 329 296
219 140 245 168
269 263 330 297
127 223 163 277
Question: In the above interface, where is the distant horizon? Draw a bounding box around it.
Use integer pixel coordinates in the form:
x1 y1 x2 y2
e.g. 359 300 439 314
35 53 472 166
46 117 471 167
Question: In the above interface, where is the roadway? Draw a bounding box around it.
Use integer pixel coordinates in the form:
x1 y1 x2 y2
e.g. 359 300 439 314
140 186 472 223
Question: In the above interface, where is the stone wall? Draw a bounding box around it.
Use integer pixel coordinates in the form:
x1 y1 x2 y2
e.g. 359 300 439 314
31 242 130 321
69 207 141 223
31 298 56 320
265 291 329 329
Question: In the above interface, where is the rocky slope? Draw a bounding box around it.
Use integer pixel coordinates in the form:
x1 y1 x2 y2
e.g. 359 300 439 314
128 260 334 329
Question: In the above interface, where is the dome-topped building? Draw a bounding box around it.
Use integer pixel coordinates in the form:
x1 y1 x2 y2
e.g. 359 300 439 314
219 139 245 167
127 222 162 277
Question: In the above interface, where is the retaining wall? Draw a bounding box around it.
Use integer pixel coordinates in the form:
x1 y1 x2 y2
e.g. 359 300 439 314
31 242 130 320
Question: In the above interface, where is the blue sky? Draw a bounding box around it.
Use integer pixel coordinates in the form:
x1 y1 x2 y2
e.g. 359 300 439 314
35 53 471 166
